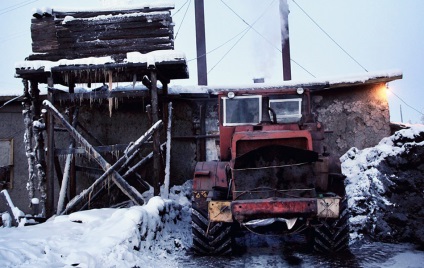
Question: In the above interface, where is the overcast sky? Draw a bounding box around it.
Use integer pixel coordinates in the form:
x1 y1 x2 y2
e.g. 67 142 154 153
0 0 423 123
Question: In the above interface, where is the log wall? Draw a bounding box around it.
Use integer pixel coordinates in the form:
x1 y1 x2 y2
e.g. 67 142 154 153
29 7 174 61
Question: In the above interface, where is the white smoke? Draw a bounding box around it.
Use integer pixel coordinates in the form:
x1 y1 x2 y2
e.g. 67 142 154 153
279 0 289 41
251 0 290 81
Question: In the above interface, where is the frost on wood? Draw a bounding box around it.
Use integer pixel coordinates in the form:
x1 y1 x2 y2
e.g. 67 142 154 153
161 102 172 199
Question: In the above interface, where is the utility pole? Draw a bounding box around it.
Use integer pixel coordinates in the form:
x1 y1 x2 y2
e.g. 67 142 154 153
400 105 403 123
194 0 208 85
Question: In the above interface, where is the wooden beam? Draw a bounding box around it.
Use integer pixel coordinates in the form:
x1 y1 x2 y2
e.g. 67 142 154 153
46 77 55 217
162 102 173 198
43 100 159 213
150 68 161 196
44 100 157 214
22 79 36 209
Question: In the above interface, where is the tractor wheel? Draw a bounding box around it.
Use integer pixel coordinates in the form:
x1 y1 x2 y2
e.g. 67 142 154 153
191 203 232 255
313 198 350 254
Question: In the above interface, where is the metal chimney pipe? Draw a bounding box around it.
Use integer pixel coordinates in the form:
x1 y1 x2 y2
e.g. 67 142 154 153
280 0 292 81
194 0 208 86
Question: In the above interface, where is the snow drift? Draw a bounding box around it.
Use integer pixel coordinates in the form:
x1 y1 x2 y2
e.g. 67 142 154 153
341 125 424 246
0 181 192 268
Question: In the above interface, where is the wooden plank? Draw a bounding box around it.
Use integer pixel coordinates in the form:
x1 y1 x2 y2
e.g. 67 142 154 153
58 12 172 26
55 28 173 43
56 20 173 33
44 100 156 212
55 144 133 155
150 69 161 196
46 81 55 218
32 42 173 56
162 102 172 198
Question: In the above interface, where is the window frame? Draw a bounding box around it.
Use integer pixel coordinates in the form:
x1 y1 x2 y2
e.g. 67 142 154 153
269 98 302 123
222 95 262 126
0 139 14 189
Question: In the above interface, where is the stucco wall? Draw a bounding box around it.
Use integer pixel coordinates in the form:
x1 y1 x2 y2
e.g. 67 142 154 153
0 82 392 215
0 103 33 214
311 83 391 161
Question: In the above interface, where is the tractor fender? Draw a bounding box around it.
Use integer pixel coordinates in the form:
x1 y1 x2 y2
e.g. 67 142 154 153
193 161 230 211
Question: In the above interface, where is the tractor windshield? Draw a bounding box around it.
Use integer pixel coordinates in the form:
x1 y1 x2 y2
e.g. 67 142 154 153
269 98 302 123
223 95 262 126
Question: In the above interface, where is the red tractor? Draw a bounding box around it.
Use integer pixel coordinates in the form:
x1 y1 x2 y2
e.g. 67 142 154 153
191 88 349 255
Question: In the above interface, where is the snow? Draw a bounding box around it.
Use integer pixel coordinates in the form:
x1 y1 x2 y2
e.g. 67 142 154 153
61 11 171 24
15 51 186 72
341 124 424 242
0 182 192 268
50 1 175 14
168 69 402 95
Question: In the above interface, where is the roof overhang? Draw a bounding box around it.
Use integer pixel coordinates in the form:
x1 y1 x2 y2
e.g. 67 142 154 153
15 51 189 86
167 70 402 96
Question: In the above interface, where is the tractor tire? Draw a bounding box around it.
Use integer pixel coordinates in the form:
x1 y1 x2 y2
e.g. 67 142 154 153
191 203 232 255
313 198 350 254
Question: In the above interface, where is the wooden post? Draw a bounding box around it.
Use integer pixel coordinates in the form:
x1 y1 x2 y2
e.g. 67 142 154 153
57 107 79 215
22 79 36 207
43 100 163 214
46 78 55 217
30 80 48 217
162 102 172 199
79 142 166 211
0 190 19 227
150 68 161 196
68 82 77 199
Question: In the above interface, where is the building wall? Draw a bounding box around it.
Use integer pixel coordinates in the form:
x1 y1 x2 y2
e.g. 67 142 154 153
0 102 32 214
0 82 391 215
311 83 391 162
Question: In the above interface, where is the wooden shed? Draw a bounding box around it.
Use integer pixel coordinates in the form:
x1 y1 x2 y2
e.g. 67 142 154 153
14 4 188 219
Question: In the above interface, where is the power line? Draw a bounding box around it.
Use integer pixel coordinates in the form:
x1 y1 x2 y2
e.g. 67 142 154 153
0 0 39 16
387 88 424 117
172 0 190 17
207 0 277 74
291 0 369 73
174 0 192 40
187 27 249 63
0 30 29 44
216 0 315 78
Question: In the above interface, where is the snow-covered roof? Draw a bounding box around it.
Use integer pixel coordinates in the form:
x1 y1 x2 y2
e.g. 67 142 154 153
15 50 186 73
32 2 175 17
168 70 403 95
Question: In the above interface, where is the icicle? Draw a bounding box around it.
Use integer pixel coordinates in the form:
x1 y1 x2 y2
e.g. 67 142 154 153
114 97 119 110
133 74 137 90
108 70 113 117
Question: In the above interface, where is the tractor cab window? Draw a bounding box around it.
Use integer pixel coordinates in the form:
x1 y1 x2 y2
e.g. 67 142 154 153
223 95 262 126
269 98 302 123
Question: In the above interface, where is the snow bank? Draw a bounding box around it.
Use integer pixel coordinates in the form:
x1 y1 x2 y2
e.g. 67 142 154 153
0 181 192 267
341 125 424 245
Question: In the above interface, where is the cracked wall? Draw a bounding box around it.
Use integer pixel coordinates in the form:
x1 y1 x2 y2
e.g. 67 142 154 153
312 83 390 161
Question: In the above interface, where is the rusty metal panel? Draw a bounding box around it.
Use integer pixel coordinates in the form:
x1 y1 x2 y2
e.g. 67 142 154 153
232 130 313 159
231 198 317 222
208 201 233 222
193 161 229 191
317 198 340 218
